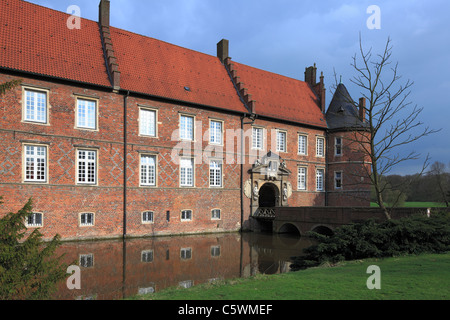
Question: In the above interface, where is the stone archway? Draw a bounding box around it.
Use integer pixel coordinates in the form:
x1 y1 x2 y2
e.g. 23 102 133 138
258 183 279 208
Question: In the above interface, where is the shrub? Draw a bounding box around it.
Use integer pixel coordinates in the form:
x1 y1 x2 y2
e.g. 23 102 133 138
0 197 68 300
291 211 450 271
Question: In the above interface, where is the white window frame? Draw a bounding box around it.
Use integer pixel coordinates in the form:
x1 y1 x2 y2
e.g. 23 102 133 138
23 88 48 124
139 107 157 137
335 137 343 156
209 119 223 145
211 209 221 220
79 254 94 268
276 130 287 153
316 137 325 157
209 160 222 188
252 127 263 150
298 134 308 155
316 168 325 192
26 212 43 228
180 248 192 260
180 158 194 187
298 166 307 191
79 212 95 227
181 209 192 221
76 149 97 185
141 250 154 263
140 154 157 187
142 211 154 224
76 97 98 130
335 171 343 189
180 114 194 141
23 144 48 183
211 245 221 257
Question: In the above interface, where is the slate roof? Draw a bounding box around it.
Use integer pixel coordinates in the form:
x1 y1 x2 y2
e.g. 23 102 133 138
326 83 367 130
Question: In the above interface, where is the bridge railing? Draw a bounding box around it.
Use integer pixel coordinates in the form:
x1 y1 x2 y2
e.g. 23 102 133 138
253 207 276 220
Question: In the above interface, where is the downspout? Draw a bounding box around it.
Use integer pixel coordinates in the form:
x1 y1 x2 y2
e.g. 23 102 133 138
240 115 245 229
123 91 129 237
325 130 329 207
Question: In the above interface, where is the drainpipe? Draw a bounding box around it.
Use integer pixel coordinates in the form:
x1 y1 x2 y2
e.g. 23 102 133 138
123 91 129 237
325 131 329 207
240 115 245 230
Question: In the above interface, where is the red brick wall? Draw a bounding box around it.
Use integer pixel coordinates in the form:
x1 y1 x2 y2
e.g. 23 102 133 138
0 72 371 241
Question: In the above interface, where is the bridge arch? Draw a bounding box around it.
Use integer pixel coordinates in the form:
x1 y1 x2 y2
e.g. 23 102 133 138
277 223 301 236
311 225 334 237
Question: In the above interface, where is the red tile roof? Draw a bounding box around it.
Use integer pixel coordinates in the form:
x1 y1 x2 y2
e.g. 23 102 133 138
232 62 326 128
0 0 326 127
110 27 246 114
0 0 111 87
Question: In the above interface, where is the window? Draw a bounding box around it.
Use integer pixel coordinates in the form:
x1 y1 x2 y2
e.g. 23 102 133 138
140 155 156 186
76 98 97 130
316 169 325 191
141 250 154 263
298 167 307 190
335 171 343 189
77 150 97 185
181 210 192 221
24 145 47 183
139 108 156 137
276 130 287 152
252 127 263 150
180 248 192 260
316 137 325 157
80 254 94 268
180 115 194 141
298 135 307 155
335 137 342 156
180 158 194 187
26 213 43 228
24 89 47 123
211 209 221 220
80 213 94 226
210 120 223 145
211 246 221 257
142 211 154 224
209 160 222 187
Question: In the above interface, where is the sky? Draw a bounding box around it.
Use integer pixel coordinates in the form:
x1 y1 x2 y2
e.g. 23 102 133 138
26 0 450 175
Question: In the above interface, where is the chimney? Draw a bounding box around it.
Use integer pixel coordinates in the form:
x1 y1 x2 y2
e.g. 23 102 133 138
217 39 229 63
359 97 366 122
98 0 120 90
319 72 325 112
99 0 110 28
304 63 317 86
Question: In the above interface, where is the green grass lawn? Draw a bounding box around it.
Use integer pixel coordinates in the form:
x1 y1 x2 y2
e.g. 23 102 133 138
131 253 450 300
371 202 446 208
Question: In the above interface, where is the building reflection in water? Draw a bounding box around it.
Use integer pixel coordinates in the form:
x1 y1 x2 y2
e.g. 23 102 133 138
52 232 313 300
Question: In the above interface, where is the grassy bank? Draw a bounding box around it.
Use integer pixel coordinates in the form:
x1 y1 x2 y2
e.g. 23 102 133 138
131 253 450 300
370 202 446 208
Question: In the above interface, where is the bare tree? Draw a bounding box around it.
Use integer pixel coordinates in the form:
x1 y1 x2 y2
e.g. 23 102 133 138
428 161 449 207
338 36 440 219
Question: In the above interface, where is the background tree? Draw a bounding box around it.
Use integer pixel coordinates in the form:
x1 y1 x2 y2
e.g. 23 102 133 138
341 36 439 219
427 161 449 207
0 197 69 300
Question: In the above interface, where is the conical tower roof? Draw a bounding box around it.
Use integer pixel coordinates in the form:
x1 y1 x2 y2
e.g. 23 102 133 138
326 83 367 130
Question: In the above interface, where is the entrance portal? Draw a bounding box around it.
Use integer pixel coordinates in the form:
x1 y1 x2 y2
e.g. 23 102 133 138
258 183 279 208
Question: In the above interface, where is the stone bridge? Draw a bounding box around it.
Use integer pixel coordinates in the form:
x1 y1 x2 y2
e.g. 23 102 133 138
253 206 436 237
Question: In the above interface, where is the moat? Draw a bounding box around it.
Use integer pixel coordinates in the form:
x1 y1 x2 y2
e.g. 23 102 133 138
52 232 314 300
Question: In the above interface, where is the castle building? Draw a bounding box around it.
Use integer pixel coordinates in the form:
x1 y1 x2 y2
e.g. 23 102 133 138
0 0 370 241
